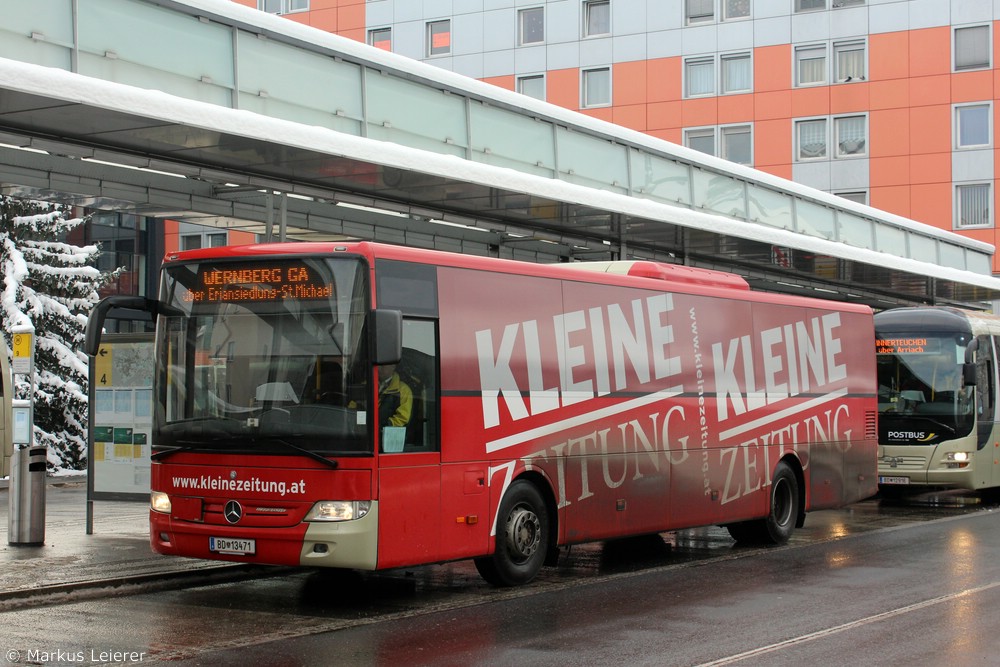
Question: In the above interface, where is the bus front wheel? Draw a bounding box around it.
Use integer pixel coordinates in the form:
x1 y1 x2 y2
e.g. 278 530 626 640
474 481 549 587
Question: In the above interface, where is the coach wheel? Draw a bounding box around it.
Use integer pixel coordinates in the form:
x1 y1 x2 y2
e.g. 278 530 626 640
474 481 549 587
726 461 799 545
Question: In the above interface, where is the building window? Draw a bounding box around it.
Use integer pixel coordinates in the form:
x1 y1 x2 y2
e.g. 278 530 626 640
686 0 714 24
834 115 867 157
795 0 825 11
427 20 451 57
956 183 992 228
833 0 865 6
955 25 990 71
796 118 827 160
582 67 611 107
685 128 716 156
834 40 866 82
685 56 715 97
795 44 826 86
722 125 752 164
835 191 868 205
519 7 545 45
956 103 992 149
181 232 227 250
517 74 545 100
368 27 391 51
721 53 752 94
723 0 751 20
259 0 308 13
583 0 610 37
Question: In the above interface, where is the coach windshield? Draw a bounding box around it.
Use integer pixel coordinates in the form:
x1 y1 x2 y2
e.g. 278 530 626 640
154 256 371 457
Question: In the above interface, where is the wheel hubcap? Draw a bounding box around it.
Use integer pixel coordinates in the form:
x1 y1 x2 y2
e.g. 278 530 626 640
505 506 541 562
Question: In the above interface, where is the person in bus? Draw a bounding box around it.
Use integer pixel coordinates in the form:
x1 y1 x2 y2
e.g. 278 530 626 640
378 363 413 428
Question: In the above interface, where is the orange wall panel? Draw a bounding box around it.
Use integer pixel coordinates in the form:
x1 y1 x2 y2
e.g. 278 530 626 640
646 57 681 103
909 27 951 78
908 74 950 107
869 32 909 81
951 70 994 104
614 61 648 106
908 153 950 186
909 183 952 231
581 107 613 123
647 128 682 144
546 69 580 110
871 156 911 188
829 82 869 114
870 185 911 219
753 90 792 121
681 97 718 127
868 79 909 110
612 105 648 132
306 8 339 32
647 101 683 131
790 86 830 118
909 104 951 155
753 118 792 170
757 164 793 180
717 94 753 125
482 75 515 92
869 108 910 157
754 45 790 93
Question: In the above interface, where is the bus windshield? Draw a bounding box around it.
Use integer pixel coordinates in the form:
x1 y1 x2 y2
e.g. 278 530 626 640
154 255 371 456
876 332 974 444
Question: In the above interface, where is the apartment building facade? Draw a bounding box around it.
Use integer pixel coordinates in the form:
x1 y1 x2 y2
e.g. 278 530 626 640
237 0 1000 271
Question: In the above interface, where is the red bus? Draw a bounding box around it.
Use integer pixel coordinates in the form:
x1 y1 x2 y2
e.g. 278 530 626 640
86 242 878 586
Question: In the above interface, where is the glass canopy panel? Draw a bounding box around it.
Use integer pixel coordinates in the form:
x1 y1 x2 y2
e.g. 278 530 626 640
366 73 468 156
556 127 628 193
938 241 966 271
469 103 556 177
692 168 746 219
837 212 874 249
908 233 937 264
238 31 363 130
747 184 794 230
0 0 73 70
874 222 905 258
629 151 692 206
796 199 836 240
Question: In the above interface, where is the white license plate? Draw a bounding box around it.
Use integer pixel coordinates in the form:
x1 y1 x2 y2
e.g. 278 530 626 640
879 476 910 485
209 536 256 554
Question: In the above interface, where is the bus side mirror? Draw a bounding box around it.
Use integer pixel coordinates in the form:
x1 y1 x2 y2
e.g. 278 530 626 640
85 295 156 356
965 337 980 364
963 362 977 387
371 309 402 366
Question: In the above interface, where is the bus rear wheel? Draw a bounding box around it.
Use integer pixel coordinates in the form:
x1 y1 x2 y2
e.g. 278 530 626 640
474 481 549 587
726 461 799 545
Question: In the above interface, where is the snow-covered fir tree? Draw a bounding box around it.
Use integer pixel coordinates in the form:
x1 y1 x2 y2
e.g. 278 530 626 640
0 195 117 471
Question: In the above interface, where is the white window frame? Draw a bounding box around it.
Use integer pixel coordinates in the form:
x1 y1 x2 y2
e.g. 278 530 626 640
832 0 864 7
795 44 827 87
795 0 825 12
721 124 753 165
517 74 546 100
426 19 451 57
684 127 717 156
833 39 866 82
581 67 611 108
368 27 391 51
721 52 752 94
834 114 867 158
518 7 545 46
955 103 993 149
834 190 868 205
583 0 611 37
684 56 716 98
180 231 228 251
259 0 308 14
686 0 714 24
954 24 991 72
723 0 751 21
795 117 828 161
955 182 993 229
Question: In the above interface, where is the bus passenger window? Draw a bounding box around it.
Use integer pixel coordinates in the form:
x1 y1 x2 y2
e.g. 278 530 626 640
382 319 438 453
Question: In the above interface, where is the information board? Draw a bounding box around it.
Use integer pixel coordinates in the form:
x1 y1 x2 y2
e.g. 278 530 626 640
88 333 154 500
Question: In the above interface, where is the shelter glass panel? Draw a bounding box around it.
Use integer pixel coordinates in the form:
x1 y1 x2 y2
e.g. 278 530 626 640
366 73 468 154
692 169 746 220
796 199 836 240
939 241 966 270
470 103 555 177
909 233 937 264
556 128 628 193
874 222 905 256
747 184 794 230
837 212 873 249
629 151 692 206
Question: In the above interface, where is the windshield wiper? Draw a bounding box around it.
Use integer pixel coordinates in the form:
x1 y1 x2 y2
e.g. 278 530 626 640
151 443 210 461
261 436 340 469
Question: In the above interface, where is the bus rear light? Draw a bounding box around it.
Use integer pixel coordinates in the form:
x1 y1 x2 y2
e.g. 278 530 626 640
305 500 371 522
151 491 172 514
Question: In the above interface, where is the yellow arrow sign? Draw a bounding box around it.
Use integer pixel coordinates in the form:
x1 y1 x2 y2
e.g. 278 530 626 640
95 345 112 386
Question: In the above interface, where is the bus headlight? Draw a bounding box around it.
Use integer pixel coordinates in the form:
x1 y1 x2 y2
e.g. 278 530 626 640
944 452 971 468
305 500 371 522
150 491 172 514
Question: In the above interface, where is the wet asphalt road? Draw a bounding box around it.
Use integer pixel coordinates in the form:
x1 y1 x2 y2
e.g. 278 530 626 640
2 490 997 666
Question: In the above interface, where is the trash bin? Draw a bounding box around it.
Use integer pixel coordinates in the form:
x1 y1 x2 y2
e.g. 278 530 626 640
8 445 46 545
